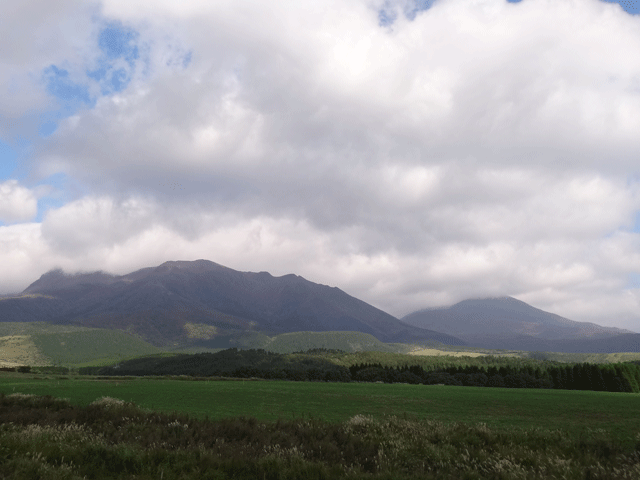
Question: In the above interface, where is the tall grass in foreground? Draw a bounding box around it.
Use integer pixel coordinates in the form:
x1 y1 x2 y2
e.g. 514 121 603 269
1 393 639 479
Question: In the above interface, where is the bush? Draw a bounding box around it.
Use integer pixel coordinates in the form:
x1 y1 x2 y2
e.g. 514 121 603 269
2 393 640 479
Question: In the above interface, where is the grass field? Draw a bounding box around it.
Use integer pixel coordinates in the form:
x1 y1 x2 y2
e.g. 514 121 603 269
407 347 489 357
2 373 639 447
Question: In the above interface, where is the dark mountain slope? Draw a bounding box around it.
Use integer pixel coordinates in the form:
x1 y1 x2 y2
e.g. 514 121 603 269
454 332 640 353
2 260 464 347
23 269 119 293
402 296 636 352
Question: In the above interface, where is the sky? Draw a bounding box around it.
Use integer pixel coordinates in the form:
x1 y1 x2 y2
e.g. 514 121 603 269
1 0 640 330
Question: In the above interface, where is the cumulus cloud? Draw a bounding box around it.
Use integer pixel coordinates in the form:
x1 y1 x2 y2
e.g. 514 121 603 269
2 0 640 331
43 1 640 184
0 180 39 223
0 1 100 139
0 223 47 293
41 196 158 253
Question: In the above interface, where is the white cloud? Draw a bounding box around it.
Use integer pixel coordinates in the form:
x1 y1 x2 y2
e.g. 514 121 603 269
0 1 99 138
0 180 39 223
41 195 157 253
2 0 640 331
0 223 48 293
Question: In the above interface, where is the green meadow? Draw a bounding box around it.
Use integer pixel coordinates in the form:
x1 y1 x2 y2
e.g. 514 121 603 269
2 374 639 447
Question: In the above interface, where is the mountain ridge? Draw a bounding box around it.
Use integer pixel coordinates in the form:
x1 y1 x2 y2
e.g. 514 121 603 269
5 263 638 353
3 259 464 348
402 296 637 352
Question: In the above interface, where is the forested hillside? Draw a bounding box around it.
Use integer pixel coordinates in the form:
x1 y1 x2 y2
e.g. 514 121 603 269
81 348 640 393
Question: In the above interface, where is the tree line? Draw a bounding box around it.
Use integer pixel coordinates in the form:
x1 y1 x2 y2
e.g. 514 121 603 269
347 362 639 392
77 348 640 393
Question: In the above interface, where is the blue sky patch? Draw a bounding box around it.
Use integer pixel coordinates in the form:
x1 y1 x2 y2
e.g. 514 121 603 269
380 0 636 26
38 23 144 138
406 0 438 20
632 211 640 233
99 24 139 65
38 120 58 137
40 64 96 137
0 140 18 178
627 273 640 289
43 65 93 106
182 50 193 69
87 23 140 95
378 1 438 25
378 7 397 26
34 172 77 223
601 0 639 14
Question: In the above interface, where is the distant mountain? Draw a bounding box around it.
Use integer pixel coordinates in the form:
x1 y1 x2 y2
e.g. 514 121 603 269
402 297 637 353
1 260 464 348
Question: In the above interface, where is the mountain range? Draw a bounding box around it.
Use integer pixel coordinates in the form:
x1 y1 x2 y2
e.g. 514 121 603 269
402 297 638 353
0 260 462 348
1 259 638 353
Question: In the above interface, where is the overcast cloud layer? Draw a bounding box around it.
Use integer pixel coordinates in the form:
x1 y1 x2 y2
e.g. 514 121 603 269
2 0 640 330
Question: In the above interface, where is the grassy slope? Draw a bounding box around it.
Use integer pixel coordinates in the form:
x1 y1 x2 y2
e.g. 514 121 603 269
1 374 639 446
4 322 640 367
2 327 412 366
0 322 92 336
31 330 161 366
261 331 402 354
161 331 407 355
0 323 161 366
309 350 531 370
0 335 49 367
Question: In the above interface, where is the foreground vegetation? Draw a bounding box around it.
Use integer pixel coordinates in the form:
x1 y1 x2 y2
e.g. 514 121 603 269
2 373 640 445
2 391 640 480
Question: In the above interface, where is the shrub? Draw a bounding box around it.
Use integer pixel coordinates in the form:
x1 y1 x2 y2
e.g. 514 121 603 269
2 393 640 479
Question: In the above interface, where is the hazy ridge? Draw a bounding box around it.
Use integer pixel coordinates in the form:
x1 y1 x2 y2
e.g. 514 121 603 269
402 296 639 353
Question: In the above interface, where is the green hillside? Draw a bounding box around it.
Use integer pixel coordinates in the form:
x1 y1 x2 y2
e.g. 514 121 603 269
245 331 404 354
6 321 640 369
0 322 161 367
1 326 409 367
0 322 94 336
31 329 162 366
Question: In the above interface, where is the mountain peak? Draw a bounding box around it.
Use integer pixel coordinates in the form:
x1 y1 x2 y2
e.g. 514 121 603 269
402 296 636 352
24 268 116 294
10 258 466 348
154 259 232 273
451 296 534 311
